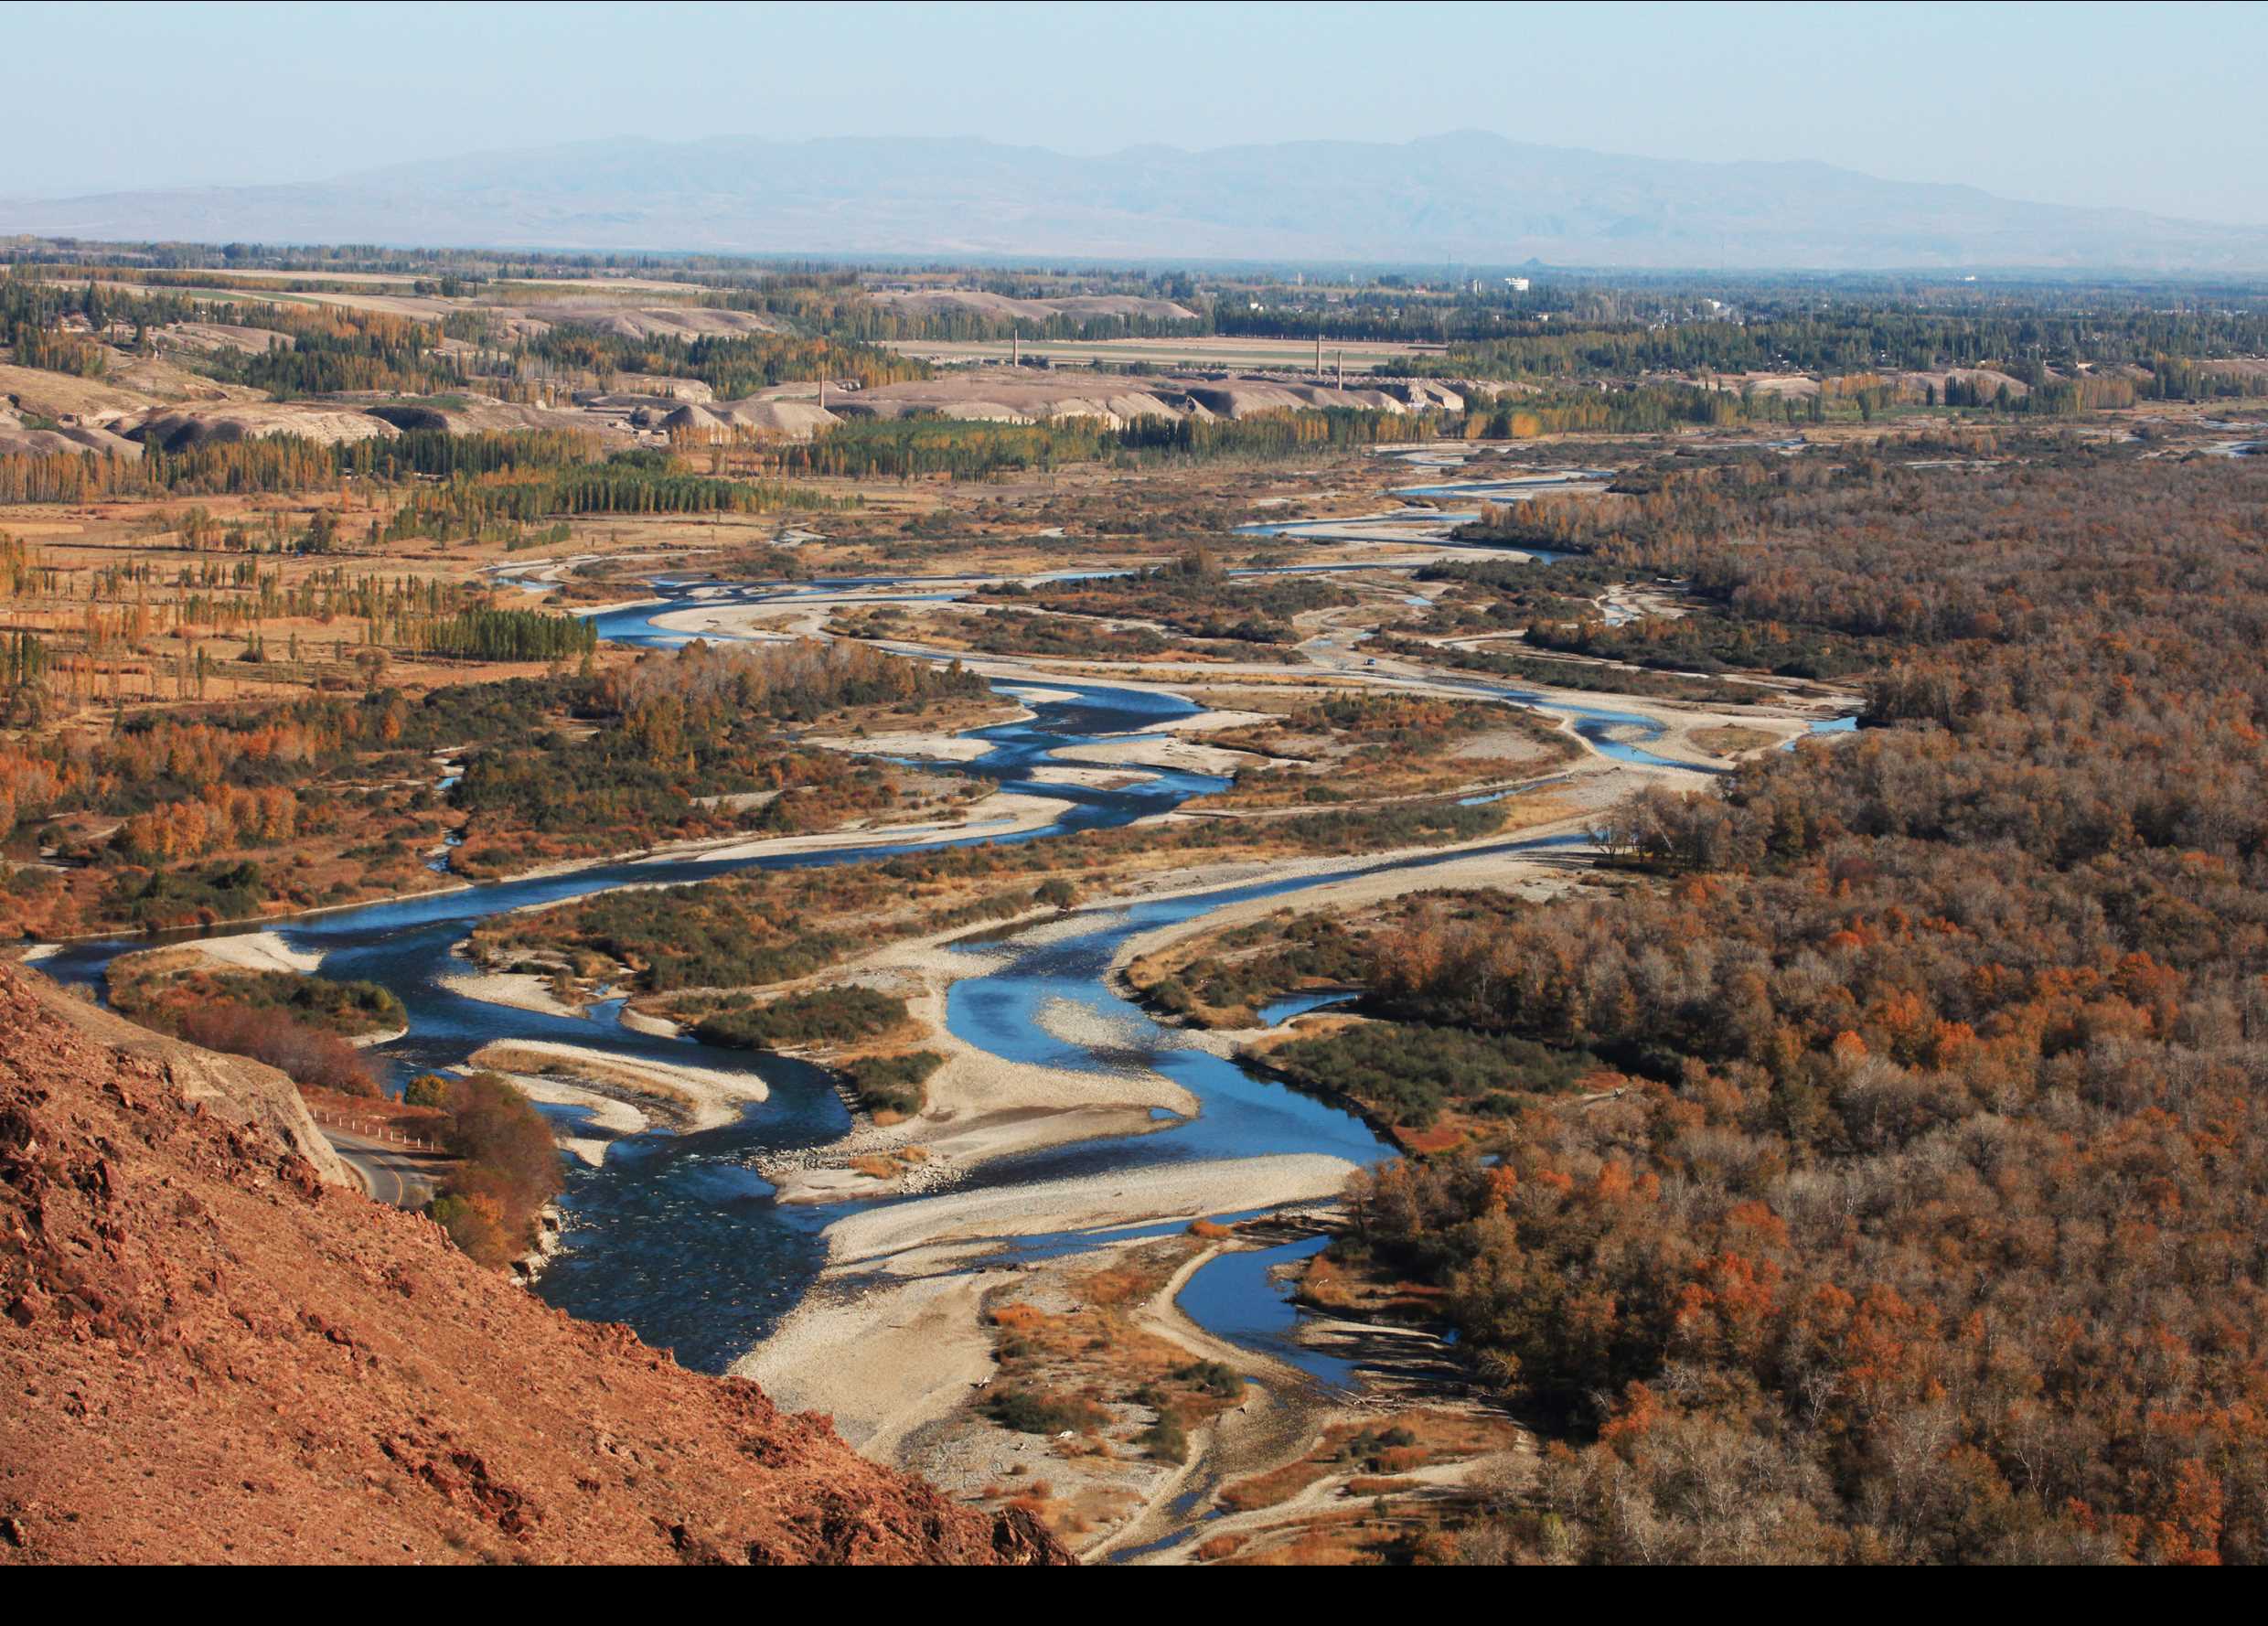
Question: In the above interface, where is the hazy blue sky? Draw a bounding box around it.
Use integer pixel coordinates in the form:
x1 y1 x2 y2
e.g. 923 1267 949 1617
4 0 2261 224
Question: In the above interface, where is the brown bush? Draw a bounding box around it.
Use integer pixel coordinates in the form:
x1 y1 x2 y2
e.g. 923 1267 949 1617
1345 1476 1425 1498
174 1000 380 1096
429 1072 564 1267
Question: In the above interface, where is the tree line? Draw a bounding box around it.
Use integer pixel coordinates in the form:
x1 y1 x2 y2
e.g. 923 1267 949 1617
1323 445 2268 1562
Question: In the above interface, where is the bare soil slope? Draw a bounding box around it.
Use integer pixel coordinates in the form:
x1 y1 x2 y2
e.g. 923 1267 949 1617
866 289 1197 323
516 303 780 340
0 966 1067 1567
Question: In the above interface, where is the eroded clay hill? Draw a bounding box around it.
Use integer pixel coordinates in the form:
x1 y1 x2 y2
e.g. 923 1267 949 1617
0 966 1067 1566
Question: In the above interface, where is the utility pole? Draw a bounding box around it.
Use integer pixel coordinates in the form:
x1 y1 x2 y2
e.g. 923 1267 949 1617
1315 329 1323 378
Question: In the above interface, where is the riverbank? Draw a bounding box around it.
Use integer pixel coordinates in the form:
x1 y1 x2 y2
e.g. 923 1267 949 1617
185 930 324 974
746 1186 1526 1563
663 791 1070 866
48 562 1781 1560
28 523 1771 1561
750 785 1626 1205
443 797 1627 1210
754 927 1199 1206
739 1186 1353 1505
436 965 583 1019
431 786 1071 893
465 1039 769 1133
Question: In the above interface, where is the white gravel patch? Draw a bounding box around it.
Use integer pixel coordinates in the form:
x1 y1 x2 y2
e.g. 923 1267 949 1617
820 1153 1358 1266
189 931 322 974
466 1039 769 1132
1033 994 1150 1051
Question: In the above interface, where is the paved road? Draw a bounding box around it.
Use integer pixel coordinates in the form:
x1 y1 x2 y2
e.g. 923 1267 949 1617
324 1128 447 1209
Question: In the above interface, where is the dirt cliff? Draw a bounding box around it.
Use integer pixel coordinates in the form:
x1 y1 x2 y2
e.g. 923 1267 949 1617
23 974 352 1189
0 966 1067 1566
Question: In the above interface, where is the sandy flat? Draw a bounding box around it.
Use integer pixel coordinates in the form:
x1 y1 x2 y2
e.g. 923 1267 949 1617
465 1039 768 1132
1033 993 1151 1051
765 976 1195 1207
469 786 1067 888
760 917 1211 1208
820 1152 1359 1268
345 1022 410 1050
1107 839 1597 981
658 791 1069 865
437 966 583 1019
1020 764 1158 789
1136 709 1277 735
733 1271 999 1454
616 1006 683 1040
801 727 1000 763
1049 735 1262 776
189 931 323 974
646 604 806 641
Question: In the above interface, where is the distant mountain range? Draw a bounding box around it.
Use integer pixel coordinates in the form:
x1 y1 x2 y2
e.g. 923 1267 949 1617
6 133 2263 271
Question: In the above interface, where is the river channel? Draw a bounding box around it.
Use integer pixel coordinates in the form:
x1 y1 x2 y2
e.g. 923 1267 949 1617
32 569 1696 1379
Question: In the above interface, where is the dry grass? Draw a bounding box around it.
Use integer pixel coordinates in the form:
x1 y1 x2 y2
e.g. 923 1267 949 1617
463 1043 712 1118
1690 724 1781 756
1295 1251 1446 1321
1390 1123 1465 1154
1075 1257 1164 1308
1217 1407 1523 1522
965 1238 1253 1498
1217 1458 1338 1514
1222 1514 1420 1566
1343 1475 1426 1498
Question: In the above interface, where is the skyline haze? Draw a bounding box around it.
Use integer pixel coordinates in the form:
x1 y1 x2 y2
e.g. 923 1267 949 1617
2 0 2262 232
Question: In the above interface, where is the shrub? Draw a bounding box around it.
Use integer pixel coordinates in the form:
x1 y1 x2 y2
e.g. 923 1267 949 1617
428 1193 512 1268
840 1050 944 1118
688 985 906 1050
982 1387 1107 1436
1173 1359 1246 1400
110 962 403 1045
402 1072 451 1108
1138 1411 1190 1463
172 1000 382 1096
1267 1022 1599 1128
426 1072 563 1267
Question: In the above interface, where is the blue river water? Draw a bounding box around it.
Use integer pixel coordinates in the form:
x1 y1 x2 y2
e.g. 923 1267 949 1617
29 571 1649 1379
1175 1235 1354 1390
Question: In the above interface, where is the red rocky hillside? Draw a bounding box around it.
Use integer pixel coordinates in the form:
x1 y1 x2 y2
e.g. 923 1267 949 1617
0 965 1067 1566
